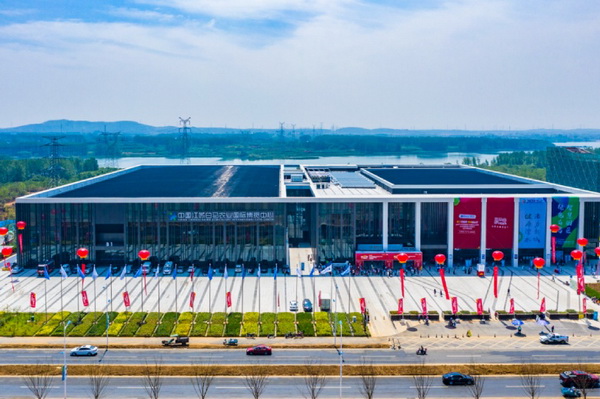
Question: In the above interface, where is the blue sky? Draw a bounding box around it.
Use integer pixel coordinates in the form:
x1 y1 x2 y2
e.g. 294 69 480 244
0 0 599 129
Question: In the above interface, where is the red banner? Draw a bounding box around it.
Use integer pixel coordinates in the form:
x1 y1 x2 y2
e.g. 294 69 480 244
81 263 86 274
583 297 587 313
123 291 131 307
189 291 196 308
81 290 89 307
226 292 232 308
30 292 36 308
486 198 514 249
476 298 483 315
453 198 482 249
576 263 585 295
18 233 23 254
540 297 546 313
398 298 403 315
355 251 423 269
451 297 458 314
399 269 405 298
421 298 427 315
439 268 449 300
509 298 515 314
359 297 366 314
551 236 556 264
318 290 322 307
493 266 498 298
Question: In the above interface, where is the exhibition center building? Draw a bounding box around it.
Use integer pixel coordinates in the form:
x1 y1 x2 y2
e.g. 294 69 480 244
15 164 600 270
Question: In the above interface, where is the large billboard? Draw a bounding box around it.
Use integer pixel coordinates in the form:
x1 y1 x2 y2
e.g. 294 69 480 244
551 197 579 248
486 198 514 249
518 198 546 249
453 198 482 249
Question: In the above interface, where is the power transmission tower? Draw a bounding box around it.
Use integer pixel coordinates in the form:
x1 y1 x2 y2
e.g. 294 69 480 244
179 117 191 164
42 136 65 187
100 126 121 168
278 122 285 140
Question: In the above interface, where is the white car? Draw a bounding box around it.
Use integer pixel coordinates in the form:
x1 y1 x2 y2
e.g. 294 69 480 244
289 300 299 312
540 333 569 344
163 261 173 275
70 345 98 356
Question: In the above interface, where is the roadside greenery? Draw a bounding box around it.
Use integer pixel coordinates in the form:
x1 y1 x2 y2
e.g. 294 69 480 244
107 312 131 336
136 312 160 337
155 312 179 336
207 312 226 337
69 312 102 336
86 312 118 336
276 312 296 335
173 312 194 336
259 313 276 336
190 312 210 337
296 312 315 336
314 312 332 336
119 312 147 337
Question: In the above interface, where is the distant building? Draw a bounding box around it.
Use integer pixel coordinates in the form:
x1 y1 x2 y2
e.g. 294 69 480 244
547 146 600 193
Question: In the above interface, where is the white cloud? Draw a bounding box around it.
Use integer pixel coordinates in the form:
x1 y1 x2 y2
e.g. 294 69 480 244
106 7 177 22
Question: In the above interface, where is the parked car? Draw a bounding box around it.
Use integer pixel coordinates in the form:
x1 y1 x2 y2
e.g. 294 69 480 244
235 264 243 273
163 261 173 275
560 370 600 388
187 265 195 273
37 260 55 276
303 299 313 312
540 333 569 344
442 372 474 385
246 345 272 356
141 261 151 273
10 263 23 274
177 264 184 273
289 300 298 312
70 345 98 356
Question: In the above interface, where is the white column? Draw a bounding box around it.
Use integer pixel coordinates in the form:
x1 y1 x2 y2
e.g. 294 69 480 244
480 198 487 264
382 201 389 251
415 201 422 250
578 200 585 247
447 200 454 267
544 197 552 266
513 198 520 267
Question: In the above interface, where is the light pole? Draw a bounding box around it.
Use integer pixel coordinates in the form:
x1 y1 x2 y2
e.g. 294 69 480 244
339 319 343 399
102 285 111 354
63 320 72 399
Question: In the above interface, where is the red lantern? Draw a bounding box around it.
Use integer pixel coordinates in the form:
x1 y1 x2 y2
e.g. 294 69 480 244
492 251 504 262
396 253 409 264
434 254 446 264
595 247 600 257
1 247 12 257
16 221 26 230
76 248 89 259
533 257 545 269
549 224 560 233
577 238 589 247
138 249 151 261
0 227 8 236
571 250 583 261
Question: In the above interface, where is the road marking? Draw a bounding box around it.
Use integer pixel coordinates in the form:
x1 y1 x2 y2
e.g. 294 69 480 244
446 355 481 358
115 386 144 389
505 385 546 388
531 354 565 357
409 386 447 389
215 386 247 389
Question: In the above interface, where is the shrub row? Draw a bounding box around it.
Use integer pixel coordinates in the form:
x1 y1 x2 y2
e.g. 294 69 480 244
0 313 55 336
173 312 194 336
69 312 102 336
315 312 332 336
120 312 147 337
225 313 242 337
296 312 315 336
51 312 85 336
349 312 368 336
260 313 275 336
190 313 210 337
87 312 118 336
136 312 160 337
155 312 179 336
36 312 68 336
207 312 226 337
107 312 131 337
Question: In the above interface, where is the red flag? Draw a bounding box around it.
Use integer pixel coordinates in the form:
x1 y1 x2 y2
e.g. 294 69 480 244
123 291 131 307
190 267 194 281
509 298 515 314
439 268 449 300
583 297 587 313
476 298 483 315
318 290 322 307
451 297 458 314
226 291 232 308
421 297 427 315
189 291 196 308
30 292 36 308
397 298 404 315
540 297 546 313
18 233 23 254
576 264 585 295
399 268 405 298
359 297 366 314
81 290 89 307
81 263 86 274
493 266 498 298
551 236 556 264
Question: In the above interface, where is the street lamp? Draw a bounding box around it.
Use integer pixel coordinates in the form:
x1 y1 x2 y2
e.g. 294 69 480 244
339 319 343 399
63 320 72 399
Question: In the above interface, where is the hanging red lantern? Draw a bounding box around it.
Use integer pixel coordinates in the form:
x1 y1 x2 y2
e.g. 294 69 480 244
16 221 26 230
577 238 589 247
533 257 545 269
76 248 89 259
571 250 583 261
595 247 600 257
434 254 446 264
492 251 504 262
0 227 8 236
1 247 12 257
549 224 560 234
396 253 409 264
138 249 151 261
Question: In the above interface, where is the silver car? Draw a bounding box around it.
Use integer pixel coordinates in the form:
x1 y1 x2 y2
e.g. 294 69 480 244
70 345 98 356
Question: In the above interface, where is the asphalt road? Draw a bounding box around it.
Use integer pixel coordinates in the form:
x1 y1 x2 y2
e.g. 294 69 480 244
1 375 596 398
0 346 596 366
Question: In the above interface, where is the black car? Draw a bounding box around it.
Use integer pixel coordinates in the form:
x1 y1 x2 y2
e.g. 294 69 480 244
303 299 313 312
442 372 474 386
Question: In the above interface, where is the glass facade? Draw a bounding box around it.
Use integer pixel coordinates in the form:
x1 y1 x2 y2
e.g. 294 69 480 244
389 202 415 246
317 203 355 261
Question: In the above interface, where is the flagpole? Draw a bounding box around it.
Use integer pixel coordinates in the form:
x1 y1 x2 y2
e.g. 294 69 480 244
209 279 212 313
141 276 144 313
110 272 114 313
44 278 48 321
157 277 161 314
241 266 245 314
348 270 351 313
175 276 178 314
295 269 298 302
60 275 64 313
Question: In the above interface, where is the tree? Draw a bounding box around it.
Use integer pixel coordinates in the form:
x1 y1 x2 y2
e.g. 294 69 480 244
142 358 164 399
244 364 270 399
88 365 110 399
467 361 485 399
300 360 327 399
358 359 377 399
22 362 55 399
412 360 432 399
190 361 215 399
519 362 543 399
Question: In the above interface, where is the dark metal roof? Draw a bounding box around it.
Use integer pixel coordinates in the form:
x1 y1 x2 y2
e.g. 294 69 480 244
52 165 280 198
366 167 529 186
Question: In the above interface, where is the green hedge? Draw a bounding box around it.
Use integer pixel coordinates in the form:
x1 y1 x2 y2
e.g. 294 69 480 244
333 313 352 336
349 312 368 337
276 312 296 335
107 312 131 337
36 312 69 336
155 312 179 336
119 312 147 337
585 285 600 298
51 312 85 336
87 312 118 336
136 312 160 337
241 312 260 336
0 313 54 336
69 312 102 337
190 313 211 337
315 312 332 336
244 312 259 322
173 312 194 336
207 312 226 337
259 313 276 336
296 312 314 336
224 313 242 336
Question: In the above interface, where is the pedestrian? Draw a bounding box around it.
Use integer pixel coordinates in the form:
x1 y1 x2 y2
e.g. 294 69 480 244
440 290 443 297
507 288 511 296
434 288 437 295
551 325 555 333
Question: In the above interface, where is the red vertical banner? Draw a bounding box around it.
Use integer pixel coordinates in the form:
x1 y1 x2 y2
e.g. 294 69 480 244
486 198 515 249
397 298 403 315
30 292 36 308
18 233 23 254
540 297 546 313
359 297 366 314
439 268 450 300
81 263 86 275
583 297 587 313
551 236 556 264
226 291 232 308
493 266 499 298
81 291 89 307
123 291 131 307
189 291 196 308
576 263 585 295
509 298 515 314
420 298 427 315
399 269 405 298
451 297 458 314
453 198 482 249
476 298 483 315
318 290 322 307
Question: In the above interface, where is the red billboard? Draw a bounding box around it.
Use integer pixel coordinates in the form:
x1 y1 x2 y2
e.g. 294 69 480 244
453 198 482 249
486 198 514 249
